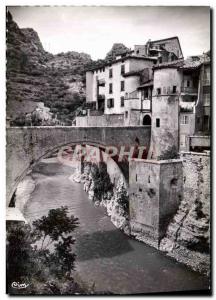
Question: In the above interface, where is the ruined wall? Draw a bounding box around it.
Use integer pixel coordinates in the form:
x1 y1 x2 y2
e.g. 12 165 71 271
129 158 182 248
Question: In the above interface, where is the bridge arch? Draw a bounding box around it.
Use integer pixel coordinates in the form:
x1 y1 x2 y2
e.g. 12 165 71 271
8 140 129 207
6 126 151 205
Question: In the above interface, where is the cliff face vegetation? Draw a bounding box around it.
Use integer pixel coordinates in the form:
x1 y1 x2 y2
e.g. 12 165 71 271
6 11 130 126
7 11 91 126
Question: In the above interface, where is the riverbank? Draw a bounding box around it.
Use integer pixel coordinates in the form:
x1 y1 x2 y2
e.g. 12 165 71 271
71 161 210 277
12 159 210 294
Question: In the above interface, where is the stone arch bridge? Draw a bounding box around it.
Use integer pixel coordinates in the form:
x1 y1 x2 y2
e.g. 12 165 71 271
6 126 151 206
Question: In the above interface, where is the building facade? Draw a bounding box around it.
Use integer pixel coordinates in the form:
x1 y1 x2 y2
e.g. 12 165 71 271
76 37 210 156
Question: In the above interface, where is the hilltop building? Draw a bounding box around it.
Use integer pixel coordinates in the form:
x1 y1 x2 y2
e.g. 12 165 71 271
76 37 210 156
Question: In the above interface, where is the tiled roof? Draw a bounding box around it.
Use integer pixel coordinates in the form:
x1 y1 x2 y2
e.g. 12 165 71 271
153 53 210 71
179 58 202 70
153 59 184 70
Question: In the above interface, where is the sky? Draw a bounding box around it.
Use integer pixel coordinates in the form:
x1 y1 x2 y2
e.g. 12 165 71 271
8 6 210 60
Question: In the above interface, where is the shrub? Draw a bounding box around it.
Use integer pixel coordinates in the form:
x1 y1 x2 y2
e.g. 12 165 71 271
7 206 79 294
91 162 113 201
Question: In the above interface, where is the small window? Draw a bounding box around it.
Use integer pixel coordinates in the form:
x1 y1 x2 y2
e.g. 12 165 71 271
187 80 190 87
107 98 114 108
121 65 125 75
156 118 160 127
158 57 162 64
120 96 124 107
109 68 113 78
181 115 189 125
125 111 128 118
156 88 161 95
109 83 113 94
144 89 148 99
172 86 177 93
121 81 125 92
136 50 140 54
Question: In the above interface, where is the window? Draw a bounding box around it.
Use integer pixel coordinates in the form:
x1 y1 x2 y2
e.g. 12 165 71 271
109 83 113 94
109 68 113 78
120 96 124 107
136 50 140 54
121 65 125 75
172 86 177 93
121 81 125 91
158 57 162 64
156 118 160 127
187 80 190 87
181 115 189 125
156 88 161 95
144 89 148 99
107 98 114 108
125 111 128 118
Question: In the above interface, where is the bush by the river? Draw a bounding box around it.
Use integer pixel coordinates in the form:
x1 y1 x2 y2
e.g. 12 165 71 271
6 206 85 295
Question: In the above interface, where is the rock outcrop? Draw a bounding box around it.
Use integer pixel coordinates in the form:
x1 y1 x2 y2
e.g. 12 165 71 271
160 153 210 275
6 11 131 126
6 11 91 126
71 162 130 234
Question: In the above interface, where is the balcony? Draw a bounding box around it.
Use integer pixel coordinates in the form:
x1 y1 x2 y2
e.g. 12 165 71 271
181 86 198 95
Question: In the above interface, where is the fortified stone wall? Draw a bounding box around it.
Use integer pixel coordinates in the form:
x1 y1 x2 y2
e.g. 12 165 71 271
129 158 183 248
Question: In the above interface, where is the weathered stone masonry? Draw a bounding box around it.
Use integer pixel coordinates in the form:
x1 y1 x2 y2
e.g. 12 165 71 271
129 158 183 248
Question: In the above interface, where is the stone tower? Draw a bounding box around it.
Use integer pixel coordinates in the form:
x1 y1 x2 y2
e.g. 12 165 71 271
148 64 182 160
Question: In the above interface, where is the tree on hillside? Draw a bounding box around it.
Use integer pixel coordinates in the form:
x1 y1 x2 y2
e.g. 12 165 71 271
105 43 130 62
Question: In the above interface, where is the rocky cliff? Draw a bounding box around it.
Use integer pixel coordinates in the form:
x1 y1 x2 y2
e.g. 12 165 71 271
160 152 210 275
6 11 91 125
6 11 130 126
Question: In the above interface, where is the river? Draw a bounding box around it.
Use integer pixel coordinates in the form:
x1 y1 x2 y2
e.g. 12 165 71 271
23 158 209 295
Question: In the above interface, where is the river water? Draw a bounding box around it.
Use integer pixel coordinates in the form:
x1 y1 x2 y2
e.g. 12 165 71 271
23 158 209 294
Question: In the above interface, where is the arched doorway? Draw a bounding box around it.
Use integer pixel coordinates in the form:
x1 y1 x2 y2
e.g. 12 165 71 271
143 115 151 126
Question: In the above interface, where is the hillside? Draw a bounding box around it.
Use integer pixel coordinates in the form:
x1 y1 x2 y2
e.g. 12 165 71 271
6 11 130 126
6 11 91 126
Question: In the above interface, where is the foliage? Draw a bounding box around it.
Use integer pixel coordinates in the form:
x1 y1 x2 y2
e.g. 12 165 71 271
115 179 129 216
90 162 113 201
6 206 80 294
105 43 130 62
